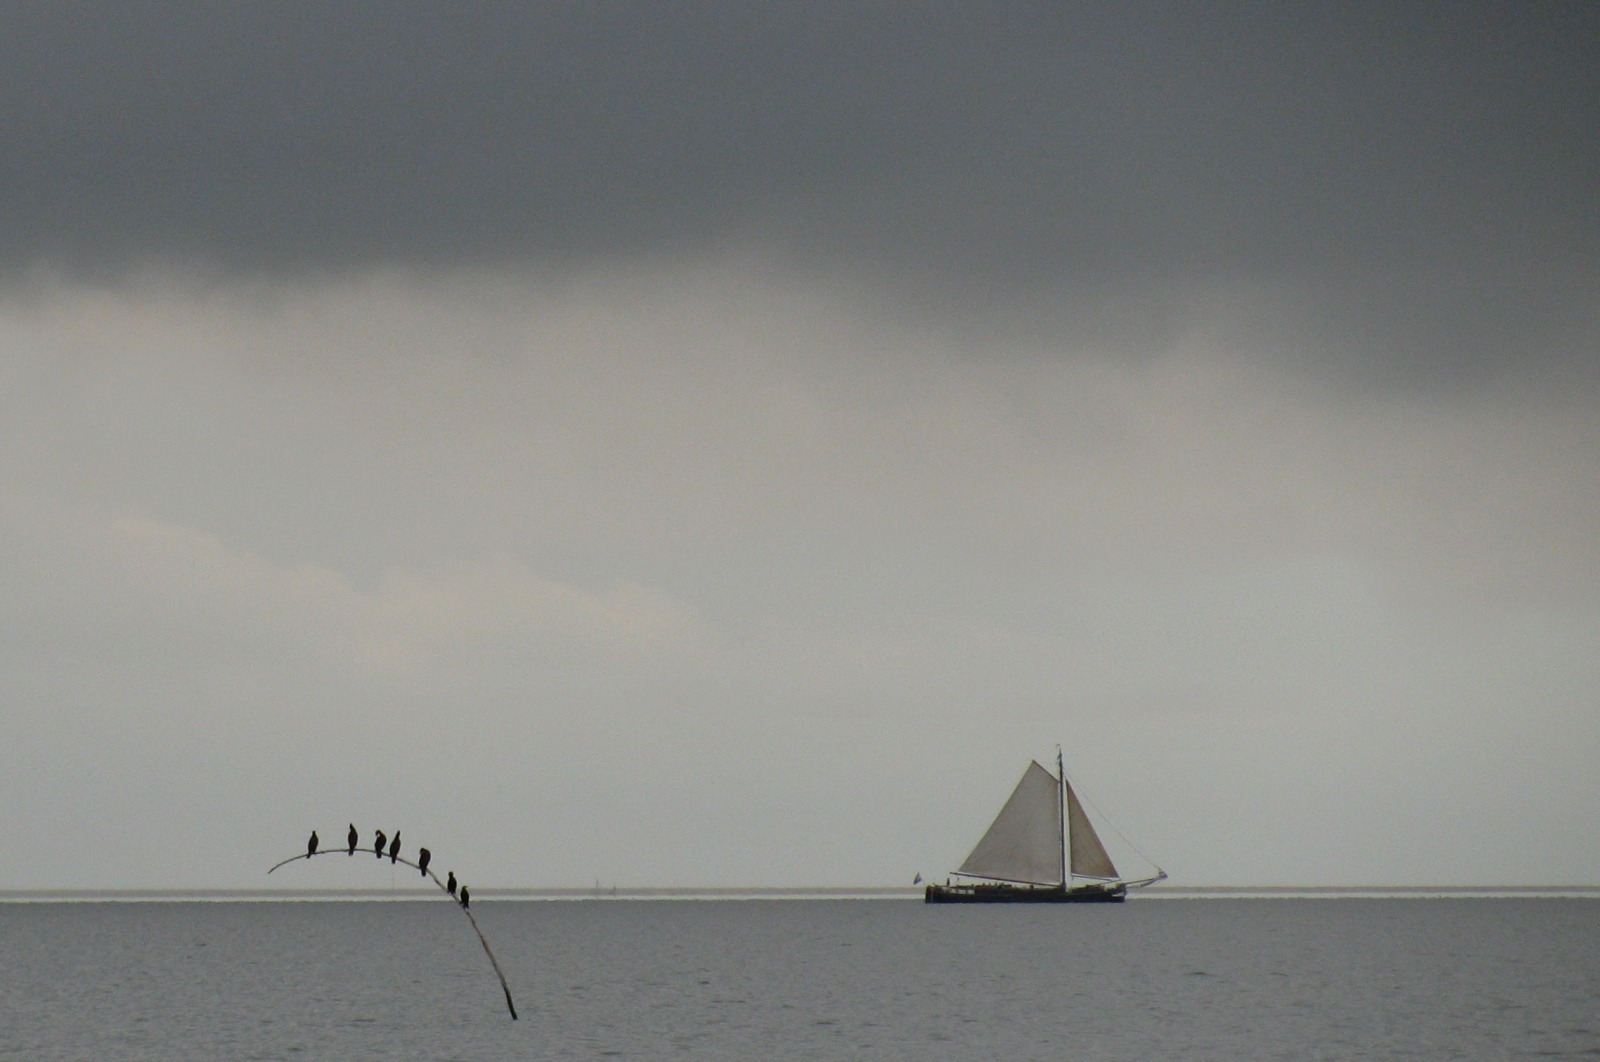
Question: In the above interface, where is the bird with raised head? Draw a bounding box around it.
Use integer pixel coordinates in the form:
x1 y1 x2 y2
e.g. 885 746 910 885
459 885 470 910
446 871 457 897
373 829 386 858
307 831 318 858
388 831 401 864
418 847 431 878
347 823 358 855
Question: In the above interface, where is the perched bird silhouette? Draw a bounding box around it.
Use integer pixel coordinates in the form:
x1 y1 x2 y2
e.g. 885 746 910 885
307 831 319 858
374 829 387 858
417 847 432 878
388 831 402 864
347 823 358 855
446 871 457 897
459 885 470 909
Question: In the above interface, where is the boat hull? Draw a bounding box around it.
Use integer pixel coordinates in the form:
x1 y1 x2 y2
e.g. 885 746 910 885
923 882 1126 904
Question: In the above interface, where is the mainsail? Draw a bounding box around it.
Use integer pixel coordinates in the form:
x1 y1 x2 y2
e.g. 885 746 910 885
1065 779 1119 879
956 760 1064 885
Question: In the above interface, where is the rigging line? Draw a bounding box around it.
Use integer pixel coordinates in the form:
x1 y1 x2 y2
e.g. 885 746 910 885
1060 754 1165 876
267 849 518 1020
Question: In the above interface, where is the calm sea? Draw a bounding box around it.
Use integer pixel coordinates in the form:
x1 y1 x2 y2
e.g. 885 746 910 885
2 897 1596 1060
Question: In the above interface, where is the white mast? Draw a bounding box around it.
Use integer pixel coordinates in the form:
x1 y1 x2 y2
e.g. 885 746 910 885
1057 745 1067 889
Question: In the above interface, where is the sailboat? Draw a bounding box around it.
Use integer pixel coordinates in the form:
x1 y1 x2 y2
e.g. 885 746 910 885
924 749 1165 904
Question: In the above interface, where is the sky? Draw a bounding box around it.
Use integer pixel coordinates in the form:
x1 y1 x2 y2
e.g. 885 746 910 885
2 3 1597 890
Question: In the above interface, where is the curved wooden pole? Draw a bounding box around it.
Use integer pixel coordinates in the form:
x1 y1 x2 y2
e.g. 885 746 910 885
268 848 518 1020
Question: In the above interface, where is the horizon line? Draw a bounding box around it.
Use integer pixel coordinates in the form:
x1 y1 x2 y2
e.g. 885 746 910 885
3 884 1598 903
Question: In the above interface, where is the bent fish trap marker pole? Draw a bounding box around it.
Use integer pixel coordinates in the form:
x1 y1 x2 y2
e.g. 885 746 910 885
269 849 519 1020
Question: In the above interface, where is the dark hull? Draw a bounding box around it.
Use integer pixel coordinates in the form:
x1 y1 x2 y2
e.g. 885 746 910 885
924 882 1126 904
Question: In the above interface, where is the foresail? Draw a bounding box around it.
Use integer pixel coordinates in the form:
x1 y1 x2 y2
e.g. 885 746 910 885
957 760 1063 885
1065 779 1119 879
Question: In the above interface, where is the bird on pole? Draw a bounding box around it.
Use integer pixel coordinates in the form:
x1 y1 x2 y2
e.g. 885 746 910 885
347 823 358 855
267 831 518 1021
388 831 402 864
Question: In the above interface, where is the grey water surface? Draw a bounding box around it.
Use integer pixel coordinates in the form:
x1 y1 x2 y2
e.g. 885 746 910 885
2 898 1596 1060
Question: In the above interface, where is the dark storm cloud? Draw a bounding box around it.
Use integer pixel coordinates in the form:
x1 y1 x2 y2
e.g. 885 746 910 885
4 2 1596 382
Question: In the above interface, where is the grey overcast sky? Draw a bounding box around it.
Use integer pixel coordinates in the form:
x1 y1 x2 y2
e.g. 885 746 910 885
2 3 1596 890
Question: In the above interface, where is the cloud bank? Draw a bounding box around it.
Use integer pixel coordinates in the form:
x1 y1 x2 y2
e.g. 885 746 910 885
4 3 1596 387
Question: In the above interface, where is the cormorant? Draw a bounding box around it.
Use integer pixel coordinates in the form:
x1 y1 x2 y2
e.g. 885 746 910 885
307 830 319 857
374 829 387 858
388 831 401 864
417 847 431 878
446 871 457 897
459 885 470 909
347 823 358 855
